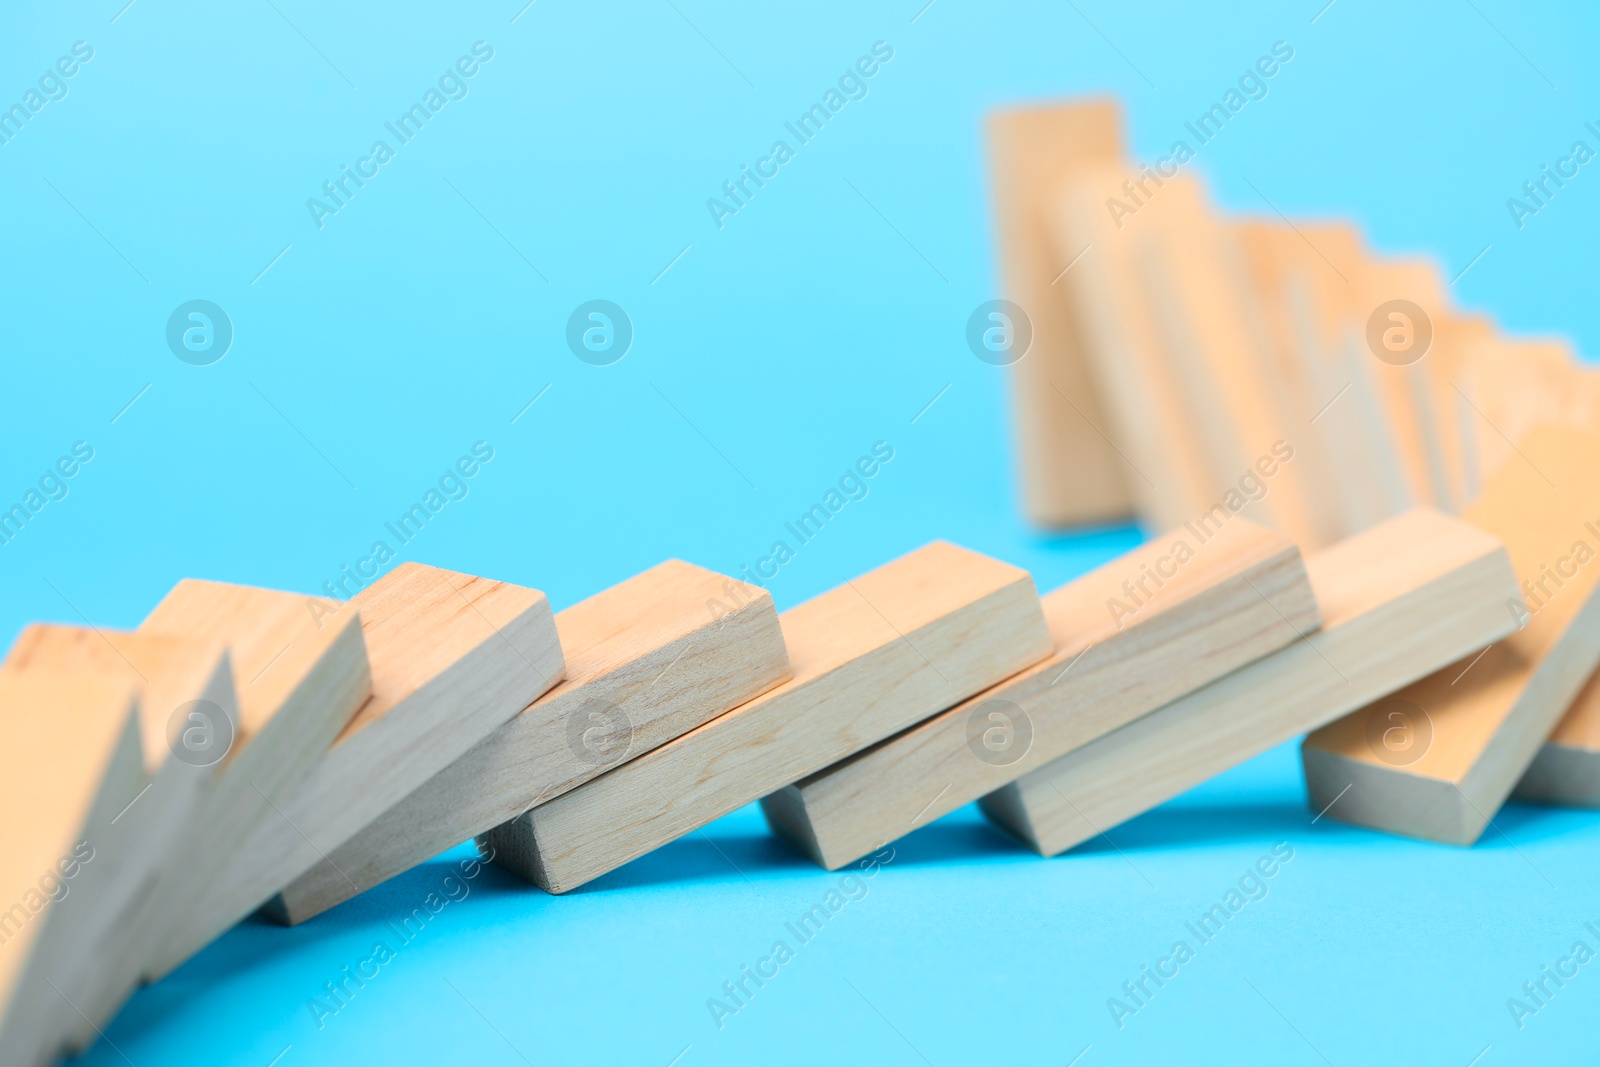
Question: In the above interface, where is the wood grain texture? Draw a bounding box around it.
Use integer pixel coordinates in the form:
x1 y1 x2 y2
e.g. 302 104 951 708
143 561 564 978
1302 426 1600 844
986 100 1133 526
761 518 1317 869
0 673 141 1067
0 630 237 1065
269 560 790 924
482 542 1053 893
983 509 1519 856
63 581 373 1047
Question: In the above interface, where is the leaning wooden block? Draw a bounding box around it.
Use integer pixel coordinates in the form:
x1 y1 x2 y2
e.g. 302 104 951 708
0 629 237 1064
482 541 1053 893
1516 665 1600 805
142 561 564 979
0 674 141 1067
761 517 1317 869
987 100 1133 527
63 581 371 1048
983 509 1519 855
1301 425 1600 844
268 560 790 924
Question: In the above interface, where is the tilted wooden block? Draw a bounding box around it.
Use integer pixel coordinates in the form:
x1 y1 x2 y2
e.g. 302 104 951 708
0 673 141 1067
62 580 372 1048
481 541 1053 893
1301 426 1600 844
268 560 790 924
987 100 1133 526
0 629 237 1064
983 509 1519 855
1516 665 1600 805
761 517 1317 869
141 561 564 979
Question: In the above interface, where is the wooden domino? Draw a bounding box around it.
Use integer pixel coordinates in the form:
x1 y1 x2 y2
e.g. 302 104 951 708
983 509 1518 855
141 561 563 978
1301 426 1600 844
481 542 1053 893
761 517 1317 869
268 560 790 924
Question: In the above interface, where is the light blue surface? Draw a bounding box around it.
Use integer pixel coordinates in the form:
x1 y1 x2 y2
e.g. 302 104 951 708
3 1 1598 1063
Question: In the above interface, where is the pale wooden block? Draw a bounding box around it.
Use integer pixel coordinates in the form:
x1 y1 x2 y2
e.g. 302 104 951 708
62 581 372 1048
761 517 1316 869
987 101 1133 526
1052 163 1219 531
268 560 790 924
141 561 564 979
1302 426 1600 844
0 630 237 1063
984 509 1519 855
0 673 141 1067
482 541 1053 893
1517 666 1600 805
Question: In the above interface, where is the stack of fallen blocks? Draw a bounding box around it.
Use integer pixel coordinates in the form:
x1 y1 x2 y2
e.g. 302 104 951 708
4 105 1600 1067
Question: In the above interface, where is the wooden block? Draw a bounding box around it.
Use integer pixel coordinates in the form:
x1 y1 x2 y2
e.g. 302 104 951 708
267 560 790 924
0 629 237 1063
761 517 1317 869
1517 665 1600 804
986 100 1133 526
0 673 141 1067
481 542 1053 893
62 581 372 1048
1051 163 1219 531
141 561 564 979
983 509 1519 855
1302 426 1600 844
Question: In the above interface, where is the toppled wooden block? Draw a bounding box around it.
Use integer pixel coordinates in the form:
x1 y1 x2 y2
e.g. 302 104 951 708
0 673 141 1067
983 509 1518 855
269 560 790 923
482 541 1053 893
761 517 1316 869
64 580 371 1048
142 561 563 978
1513 665 1600 804
0 629 237 1064
1302 426 1600 844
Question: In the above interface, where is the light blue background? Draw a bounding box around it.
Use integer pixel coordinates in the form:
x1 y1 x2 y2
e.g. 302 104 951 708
3 0 1598 1063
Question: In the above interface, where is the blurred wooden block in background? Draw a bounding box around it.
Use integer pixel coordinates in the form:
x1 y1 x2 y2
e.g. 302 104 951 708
483 542 1053 893
761 518 1317 869
1302 426 1600 844
269 560 790 924
985 509 1519 855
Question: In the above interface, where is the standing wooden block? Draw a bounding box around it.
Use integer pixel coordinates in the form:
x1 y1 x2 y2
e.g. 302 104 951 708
62 581 371 1048
0 629 237 1063
987 100 1133 526
761 518 1317 869
1517 665 1600 804
482 542 1053 893
268 560 790 924
141 561 564 979
983 510 1519 855
1301 426 1600 844
0 674 141 1067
